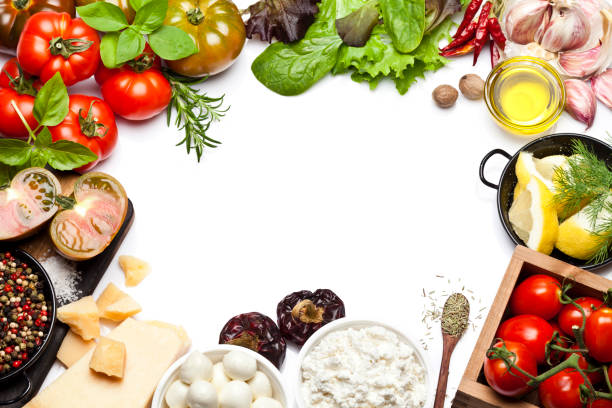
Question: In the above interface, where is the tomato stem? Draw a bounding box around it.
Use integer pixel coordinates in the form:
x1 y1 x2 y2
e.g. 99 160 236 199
560 283 590 357
48 37 93 59
55 195 76 210
186 8 204 25
10 100 35 143
12 0 29 10
78 101 108 138
2 65 37 97
605 366 612 394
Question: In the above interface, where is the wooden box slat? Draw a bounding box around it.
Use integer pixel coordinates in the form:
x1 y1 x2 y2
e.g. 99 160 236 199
452 246 612 408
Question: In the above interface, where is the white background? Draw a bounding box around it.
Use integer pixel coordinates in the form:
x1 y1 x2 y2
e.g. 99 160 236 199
2 7 612 406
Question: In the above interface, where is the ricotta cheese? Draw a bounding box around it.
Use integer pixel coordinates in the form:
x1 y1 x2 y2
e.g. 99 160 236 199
301 325 427 408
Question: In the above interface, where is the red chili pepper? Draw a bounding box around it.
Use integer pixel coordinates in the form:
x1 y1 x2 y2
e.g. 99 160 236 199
472 1 492 66
454 0 483 39
441 20 477 52
440 40 476 57
487 17 506 49
490 39 501 68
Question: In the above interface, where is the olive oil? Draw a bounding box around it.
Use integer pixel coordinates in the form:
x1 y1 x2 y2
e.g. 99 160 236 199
485 57 565 136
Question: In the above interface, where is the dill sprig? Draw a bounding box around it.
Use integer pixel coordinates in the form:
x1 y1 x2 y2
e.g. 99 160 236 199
553 140 612 264
165 71 228 162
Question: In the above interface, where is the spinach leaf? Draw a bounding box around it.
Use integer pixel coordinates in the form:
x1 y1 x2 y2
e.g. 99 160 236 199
379 0 425 53
251 0 343 96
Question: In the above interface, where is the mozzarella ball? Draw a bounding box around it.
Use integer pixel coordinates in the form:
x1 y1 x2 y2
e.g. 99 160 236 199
219 381 252 408
180 352 213 384
186 380 217 408
222 351 257 381
165 380 189 408
212 362 230 392
247 371 272 399
252 397 283 408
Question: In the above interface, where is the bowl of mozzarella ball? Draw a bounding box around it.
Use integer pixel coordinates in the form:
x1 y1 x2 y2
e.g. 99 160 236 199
153 345 288 408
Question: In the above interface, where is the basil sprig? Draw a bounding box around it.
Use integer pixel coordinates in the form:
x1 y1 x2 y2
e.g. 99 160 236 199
77 0 197 67
0 73 98 180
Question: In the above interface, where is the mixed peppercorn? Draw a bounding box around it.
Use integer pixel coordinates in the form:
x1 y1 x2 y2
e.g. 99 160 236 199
0 252 51 375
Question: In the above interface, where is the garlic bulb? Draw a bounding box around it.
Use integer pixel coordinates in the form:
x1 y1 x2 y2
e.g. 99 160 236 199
505 0 551 45
559 45 601 77
578 0 603 19
564 79 597 129
591 68 612 109
538 1 590 52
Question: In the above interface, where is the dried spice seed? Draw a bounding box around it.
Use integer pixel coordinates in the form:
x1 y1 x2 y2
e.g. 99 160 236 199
441 293 470 337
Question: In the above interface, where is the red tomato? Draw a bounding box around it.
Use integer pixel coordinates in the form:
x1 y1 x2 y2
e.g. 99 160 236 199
497 315 554 364
484 340 537 398
16 12 100 86
0 58 39 139
558 297 603 338
539 369 586 408
589 400 612 408
49 95 118 172
94 44 161 86
510 275 562 320
585 307 612 363
564 345 603 385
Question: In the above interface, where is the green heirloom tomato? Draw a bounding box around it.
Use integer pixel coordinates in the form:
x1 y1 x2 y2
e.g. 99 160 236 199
164 0 246 77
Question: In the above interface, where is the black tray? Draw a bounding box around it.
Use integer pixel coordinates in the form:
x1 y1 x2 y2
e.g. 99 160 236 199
0 199 135 407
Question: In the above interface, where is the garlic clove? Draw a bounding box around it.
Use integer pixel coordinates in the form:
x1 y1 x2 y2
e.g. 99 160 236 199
564 79 597 129
559 45 601 78
539 3 591 52
505 0 551 45
591 68 612 109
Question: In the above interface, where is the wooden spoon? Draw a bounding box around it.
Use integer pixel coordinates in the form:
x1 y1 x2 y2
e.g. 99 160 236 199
433 293 470 408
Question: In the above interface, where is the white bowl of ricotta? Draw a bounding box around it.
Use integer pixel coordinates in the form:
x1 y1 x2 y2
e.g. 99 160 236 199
152 344 289 408
295 319 433 408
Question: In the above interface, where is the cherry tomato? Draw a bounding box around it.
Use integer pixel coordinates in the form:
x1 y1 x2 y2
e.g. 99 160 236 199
497 314 554 364
539 369 587 408
49 95 117 172
564 344 603 385
484 340 537 398
94 44 161 85
589 400 612 408
510 275 562 320
16 11 100 85
558 297 603 338
0 58 39 139
585 307 612 363
99 65 171 121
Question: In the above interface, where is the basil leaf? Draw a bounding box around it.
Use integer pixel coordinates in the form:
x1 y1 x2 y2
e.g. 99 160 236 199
45 141 98 171
116 28 146 64
77 2 128 32
0 139 32 166
132 0 167 34
129 0 152 12
34 127 52 149
100 32 121 68
33 72 69 127
30 149 48 168
379 0 425 53
149 25 197 60
0 164 10 188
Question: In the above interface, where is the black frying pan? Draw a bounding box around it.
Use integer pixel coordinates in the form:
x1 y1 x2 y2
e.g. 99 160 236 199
479 133 612 271
0 248 56 405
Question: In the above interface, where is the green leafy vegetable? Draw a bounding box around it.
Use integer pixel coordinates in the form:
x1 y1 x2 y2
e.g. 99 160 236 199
77 2 129 32
116 28 146 64
132 0 167 34
45 140 99 171
0 139 32 166
245 0 320 43
33 73 69 127
379 0 425 53
335 1 380 47
251 0 343 96
425 0 461 33
148 25 198 61
100 32 121 68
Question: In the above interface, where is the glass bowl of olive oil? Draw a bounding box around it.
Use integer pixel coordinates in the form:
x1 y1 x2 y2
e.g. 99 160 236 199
485 56 565 136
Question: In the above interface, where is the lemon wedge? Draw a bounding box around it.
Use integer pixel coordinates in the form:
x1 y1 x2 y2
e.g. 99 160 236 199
509 177 559 255
514 152 568 197
556 195 612 260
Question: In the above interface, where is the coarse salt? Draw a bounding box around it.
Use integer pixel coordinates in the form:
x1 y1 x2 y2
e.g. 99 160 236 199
41 255 82 305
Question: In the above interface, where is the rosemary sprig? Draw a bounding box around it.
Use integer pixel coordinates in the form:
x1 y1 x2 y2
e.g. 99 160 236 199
165 70 228 162
553 140 612 264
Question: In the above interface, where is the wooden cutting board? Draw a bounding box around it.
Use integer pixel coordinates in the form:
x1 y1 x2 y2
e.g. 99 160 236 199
0 171 135 407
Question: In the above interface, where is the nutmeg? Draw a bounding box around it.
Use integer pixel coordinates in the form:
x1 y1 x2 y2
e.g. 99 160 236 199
459 74 485 100
432 85 458 108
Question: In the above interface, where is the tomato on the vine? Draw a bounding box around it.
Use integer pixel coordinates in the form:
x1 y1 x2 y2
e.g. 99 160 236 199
0 58 39 139
96 50 171 121
484 340 537 398
585 307 612 363
564 345 603 385
510 274 562 320
497 314 554 364
539 369 587 408
16 11 100 85
558 297 603 338
49 94 117 172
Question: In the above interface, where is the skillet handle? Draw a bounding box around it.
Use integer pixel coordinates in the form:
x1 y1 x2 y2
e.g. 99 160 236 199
479 149 512 190
0 373 31 405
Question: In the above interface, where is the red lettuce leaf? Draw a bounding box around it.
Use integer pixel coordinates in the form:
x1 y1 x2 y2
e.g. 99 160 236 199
246 0 320 43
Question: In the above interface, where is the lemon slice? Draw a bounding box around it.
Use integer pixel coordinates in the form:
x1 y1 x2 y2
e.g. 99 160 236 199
509 177 559 255
514 152 569 197
556 195 612 260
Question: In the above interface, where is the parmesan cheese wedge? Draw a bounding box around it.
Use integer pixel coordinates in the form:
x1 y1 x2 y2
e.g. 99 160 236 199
119 255 151 287
26 319 190 408
57 330 96 368
89 337 126 379
101 295 142 321
56 296 100 341
96 283 128 316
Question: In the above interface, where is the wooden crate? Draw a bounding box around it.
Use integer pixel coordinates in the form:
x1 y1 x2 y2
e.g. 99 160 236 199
452 246 612 408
